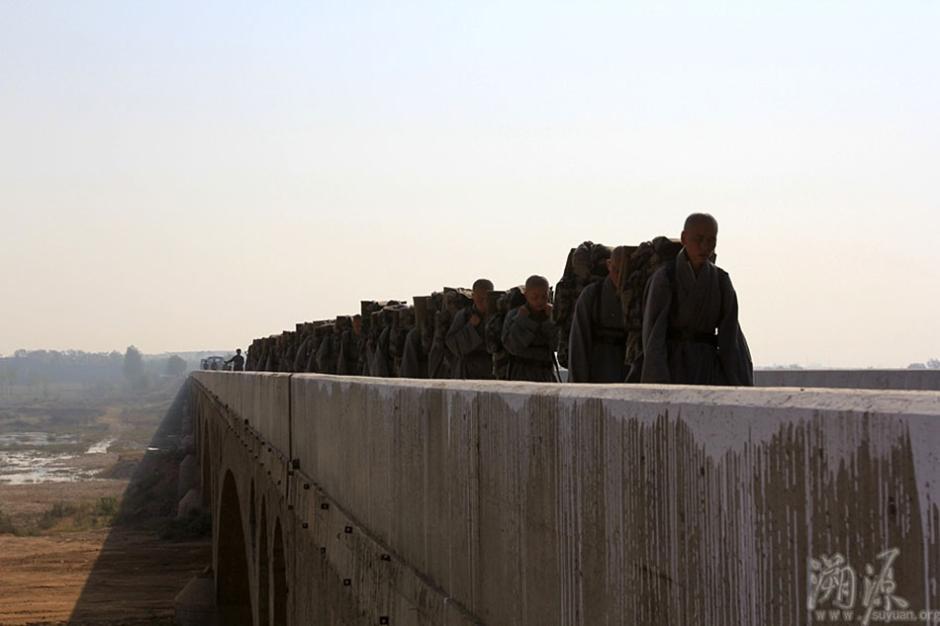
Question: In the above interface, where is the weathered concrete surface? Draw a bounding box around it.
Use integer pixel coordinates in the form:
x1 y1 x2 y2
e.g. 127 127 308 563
192 371 940 625
755 368 940 390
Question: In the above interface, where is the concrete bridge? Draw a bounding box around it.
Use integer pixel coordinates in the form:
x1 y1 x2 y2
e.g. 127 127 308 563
185 370 940 625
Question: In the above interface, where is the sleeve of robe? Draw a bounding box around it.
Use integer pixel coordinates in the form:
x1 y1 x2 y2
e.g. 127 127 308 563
640 270 673 384
502 309 556 360
446 308 483 357
717 272 754 386
566 284 595 383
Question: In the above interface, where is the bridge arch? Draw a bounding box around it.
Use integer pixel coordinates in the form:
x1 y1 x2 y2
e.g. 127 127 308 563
273 517 288 626
258 499 270 626
216 470 253 625
249 479 257 556
200 421 211 507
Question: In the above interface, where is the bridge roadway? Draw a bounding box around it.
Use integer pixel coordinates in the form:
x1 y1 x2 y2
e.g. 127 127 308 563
187 371 940 625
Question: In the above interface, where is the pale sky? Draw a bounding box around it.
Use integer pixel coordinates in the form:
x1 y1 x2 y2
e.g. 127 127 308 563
1 1 938 367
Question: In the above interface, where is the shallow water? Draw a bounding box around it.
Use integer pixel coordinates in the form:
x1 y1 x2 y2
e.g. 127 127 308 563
0 432 79 449
0 433 115 484
0 450 101 484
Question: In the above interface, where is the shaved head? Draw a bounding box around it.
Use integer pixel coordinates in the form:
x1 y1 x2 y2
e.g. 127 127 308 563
681 213 719 269
684 213 719 232
524 274 549 290
472 278 494 292
523 275 550 313
471 278 494 314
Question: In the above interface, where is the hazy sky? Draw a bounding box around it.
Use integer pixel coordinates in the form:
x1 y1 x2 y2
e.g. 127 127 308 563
1 1 938 367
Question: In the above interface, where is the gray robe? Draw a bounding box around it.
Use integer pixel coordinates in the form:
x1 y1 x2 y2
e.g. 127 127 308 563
304 336 322 373
445 307 494 380
641 250 753 386
293 336 313 372
427 311 451 379
362 341 375 376
336 330 362 376
502 308 558 382
427 337 451 379
370 327 392 378
399 327 428 379
316 334 339 375
567 278 629 383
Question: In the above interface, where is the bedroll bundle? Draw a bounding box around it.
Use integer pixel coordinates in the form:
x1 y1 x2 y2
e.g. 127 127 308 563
553 241 612 368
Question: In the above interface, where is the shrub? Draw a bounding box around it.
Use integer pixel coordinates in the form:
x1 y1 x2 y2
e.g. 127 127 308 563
36 497 120 531
0 510 15 534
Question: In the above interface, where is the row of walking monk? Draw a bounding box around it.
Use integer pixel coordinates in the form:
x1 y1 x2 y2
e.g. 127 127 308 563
245 214 753 386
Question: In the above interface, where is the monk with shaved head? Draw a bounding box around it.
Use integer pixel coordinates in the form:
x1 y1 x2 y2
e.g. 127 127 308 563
446 278 496 379
501 275 559 382
567 246 631 382
641 213 753 385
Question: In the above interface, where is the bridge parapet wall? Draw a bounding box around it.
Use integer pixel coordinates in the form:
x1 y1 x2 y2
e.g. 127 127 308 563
754 368 940 390
195 371 940 625
194 372 291 459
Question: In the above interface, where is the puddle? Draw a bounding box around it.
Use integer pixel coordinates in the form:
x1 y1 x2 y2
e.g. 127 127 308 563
0 449 101 484
0 433 121 484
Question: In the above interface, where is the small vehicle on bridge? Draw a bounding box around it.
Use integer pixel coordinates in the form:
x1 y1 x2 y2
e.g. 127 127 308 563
200 356 227 371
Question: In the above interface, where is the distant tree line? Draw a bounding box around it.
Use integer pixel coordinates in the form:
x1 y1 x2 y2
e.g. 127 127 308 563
908 358 940 370
0 347 195 388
